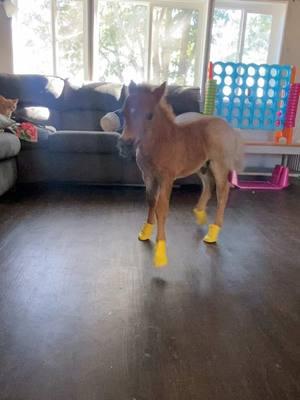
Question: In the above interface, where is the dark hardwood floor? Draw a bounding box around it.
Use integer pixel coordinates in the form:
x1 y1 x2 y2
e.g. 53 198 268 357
0 183 299 400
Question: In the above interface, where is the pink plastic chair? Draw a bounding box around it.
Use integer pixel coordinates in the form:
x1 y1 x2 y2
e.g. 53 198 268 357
229 165 289 191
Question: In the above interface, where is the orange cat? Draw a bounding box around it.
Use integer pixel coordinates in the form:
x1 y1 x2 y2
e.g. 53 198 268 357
0 95 18 118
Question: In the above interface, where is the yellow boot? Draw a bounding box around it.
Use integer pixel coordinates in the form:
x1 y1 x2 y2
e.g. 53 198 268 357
138 222 154 241
203 224 221 244
154 240 168 267
193 208 207 225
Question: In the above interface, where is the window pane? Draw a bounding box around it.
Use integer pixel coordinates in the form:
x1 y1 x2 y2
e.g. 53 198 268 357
211 8 242 63
96 1 148 83
56 0 85 80
13 0 53 74
242 13 272 64
151 7 199 86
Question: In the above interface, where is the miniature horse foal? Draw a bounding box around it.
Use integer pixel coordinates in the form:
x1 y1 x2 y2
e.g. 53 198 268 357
119 82 243 267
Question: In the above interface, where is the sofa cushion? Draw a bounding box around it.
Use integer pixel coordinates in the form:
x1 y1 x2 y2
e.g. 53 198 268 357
48 131 120 154
0 133 21 160
0 74 64 109
62 80 126 112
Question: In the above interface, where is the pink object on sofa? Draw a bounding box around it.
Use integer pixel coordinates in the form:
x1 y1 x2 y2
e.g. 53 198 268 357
15 122 38 142
229 165 289 191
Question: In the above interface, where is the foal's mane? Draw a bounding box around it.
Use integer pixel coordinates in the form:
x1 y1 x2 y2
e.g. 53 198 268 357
158 99 176 124
134 84 176 124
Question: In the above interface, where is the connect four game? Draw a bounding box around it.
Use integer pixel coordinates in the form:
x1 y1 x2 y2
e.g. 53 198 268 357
212 62 292 130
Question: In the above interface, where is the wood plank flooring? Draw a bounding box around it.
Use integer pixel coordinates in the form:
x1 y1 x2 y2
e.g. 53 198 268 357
0 184 299 400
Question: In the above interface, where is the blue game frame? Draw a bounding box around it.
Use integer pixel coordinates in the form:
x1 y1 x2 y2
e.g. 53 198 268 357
213 62 292 131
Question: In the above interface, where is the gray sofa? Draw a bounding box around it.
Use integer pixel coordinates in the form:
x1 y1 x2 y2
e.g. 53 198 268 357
0 74 201 190
0 133 20 195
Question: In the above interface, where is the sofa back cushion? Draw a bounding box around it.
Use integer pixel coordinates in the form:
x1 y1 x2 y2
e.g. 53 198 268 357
121 84 200 115
0 74 201 131
0 74 64 108
60 81 126 131
0 74 64 129
166 86 200 115
62 81 126 111
60 110 107 131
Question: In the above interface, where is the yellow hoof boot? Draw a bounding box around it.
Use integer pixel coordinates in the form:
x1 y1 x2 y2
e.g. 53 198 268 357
138 223 154 241
193 209 207 225
154 240 168 268
203 224 221 244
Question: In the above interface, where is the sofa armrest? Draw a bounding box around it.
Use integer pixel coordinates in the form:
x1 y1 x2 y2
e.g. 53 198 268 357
0 133 21 160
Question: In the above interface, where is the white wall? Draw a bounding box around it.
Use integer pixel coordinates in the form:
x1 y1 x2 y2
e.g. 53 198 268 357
281 0 300 79
0 6 13 73
280 0 300 143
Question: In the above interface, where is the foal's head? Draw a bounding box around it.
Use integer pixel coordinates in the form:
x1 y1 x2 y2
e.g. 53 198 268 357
119 81 166 147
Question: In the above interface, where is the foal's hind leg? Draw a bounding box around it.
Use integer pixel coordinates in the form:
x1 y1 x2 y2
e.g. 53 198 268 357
193 169 214 225
204 162 230 244
138 177 159 241
153 178 173 267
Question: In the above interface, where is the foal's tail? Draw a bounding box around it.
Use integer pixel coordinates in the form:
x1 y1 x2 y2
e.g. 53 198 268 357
221 127 244 173
233 130 244 173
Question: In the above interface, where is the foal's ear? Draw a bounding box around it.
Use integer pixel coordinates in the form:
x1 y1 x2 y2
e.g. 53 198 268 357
128 80 138 94
153 82 167 102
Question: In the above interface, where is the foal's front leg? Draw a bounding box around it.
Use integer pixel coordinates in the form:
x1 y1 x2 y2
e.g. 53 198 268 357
138 177 158 241
154 179 173 267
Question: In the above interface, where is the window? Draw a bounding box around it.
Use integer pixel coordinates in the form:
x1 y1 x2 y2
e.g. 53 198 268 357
211 8 242 63
13 0 86 80
95 0 205 85
211 1 287 65
56 0 86 80
13 0 53 75
150 6 200 85
95 1 148 83
12 0 288 84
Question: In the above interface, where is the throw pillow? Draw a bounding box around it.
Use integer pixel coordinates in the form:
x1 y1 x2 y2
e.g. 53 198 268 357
100 109 124 132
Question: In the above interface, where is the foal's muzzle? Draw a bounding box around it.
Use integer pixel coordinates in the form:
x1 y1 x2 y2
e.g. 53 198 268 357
117 137 135 159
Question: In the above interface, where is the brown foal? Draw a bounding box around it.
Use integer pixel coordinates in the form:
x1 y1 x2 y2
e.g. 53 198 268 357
119 81 243 267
